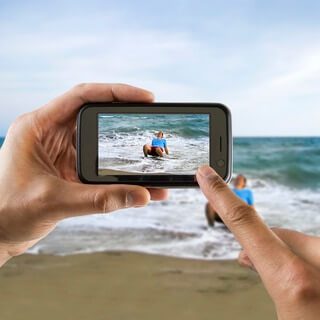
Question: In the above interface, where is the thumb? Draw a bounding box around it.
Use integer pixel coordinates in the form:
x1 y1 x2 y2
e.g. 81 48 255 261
196 165 250 227
47 181 151 220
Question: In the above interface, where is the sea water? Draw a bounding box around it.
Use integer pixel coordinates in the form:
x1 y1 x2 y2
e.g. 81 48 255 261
1 137 319 260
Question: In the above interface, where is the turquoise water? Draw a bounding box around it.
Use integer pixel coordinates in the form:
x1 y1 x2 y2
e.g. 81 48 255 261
98 113 210 138
234 137 320 190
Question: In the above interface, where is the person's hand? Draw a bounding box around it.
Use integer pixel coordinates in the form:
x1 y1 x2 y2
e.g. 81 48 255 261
239 227 320 271
196 165 320 320
0 83 168 267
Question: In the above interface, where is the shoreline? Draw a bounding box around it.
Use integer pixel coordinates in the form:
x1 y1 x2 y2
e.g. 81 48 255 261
98 168 190 175
0 251 275 320
99 168 141 175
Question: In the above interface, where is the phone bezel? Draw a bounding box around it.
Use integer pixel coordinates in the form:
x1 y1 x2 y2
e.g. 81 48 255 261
77 102 232 187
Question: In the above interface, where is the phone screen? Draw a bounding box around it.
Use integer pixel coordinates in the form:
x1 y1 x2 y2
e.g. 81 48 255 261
98 113 210 175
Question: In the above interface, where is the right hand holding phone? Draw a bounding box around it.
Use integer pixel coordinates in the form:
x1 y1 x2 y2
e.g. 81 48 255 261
196 165 320 319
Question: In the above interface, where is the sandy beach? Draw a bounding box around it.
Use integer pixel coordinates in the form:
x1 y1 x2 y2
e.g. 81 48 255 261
98 168 166 175
0 252 275 320
98 168 183 175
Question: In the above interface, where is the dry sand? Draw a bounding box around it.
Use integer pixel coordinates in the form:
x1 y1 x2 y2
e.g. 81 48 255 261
0 252 276 320
99 168 139 175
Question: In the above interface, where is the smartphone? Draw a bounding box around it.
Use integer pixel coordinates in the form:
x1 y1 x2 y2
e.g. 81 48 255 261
77 102 232 187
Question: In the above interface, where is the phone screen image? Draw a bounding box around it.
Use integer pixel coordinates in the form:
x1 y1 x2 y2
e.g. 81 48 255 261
98 113 210 175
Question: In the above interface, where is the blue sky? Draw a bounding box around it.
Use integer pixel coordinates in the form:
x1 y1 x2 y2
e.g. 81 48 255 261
0 0 319 136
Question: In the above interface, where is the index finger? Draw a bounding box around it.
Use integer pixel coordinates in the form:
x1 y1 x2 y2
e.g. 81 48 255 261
36 83 154 124
196 166 296 280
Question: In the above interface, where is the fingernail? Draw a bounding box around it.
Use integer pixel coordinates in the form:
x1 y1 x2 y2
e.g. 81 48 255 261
142 89 155 101
148 91 155 100
198 165 215 177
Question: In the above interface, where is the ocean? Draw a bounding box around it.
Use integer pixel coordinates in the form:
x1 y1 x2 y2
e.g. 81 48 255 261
1 137 319 260
98 114 210 174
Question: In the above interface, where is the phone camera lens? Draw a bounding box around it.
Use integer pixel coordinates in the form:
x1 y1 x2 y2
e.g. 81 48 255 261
216 159 225 167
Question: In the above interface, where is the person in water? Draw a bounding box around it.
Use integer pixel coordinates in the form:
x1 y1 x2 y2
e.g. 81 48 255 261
143 131 169 157
205 174 254 227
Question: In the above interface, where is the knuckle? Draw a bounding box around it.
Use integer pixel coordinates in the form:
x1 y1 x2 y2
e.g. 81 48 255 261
8 113 32 135
290 281 318 302
74 82 87 90
206 174 226 193
32 181 55 208
14 112 31 124
92 191 124 213
92 191 108 213
227 203 256 226
73 83 92 99
282 259 319 303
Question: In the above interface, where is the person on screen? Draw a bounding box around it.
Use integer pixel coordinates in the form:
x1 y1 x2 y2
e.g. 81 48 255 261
205 174 254 227
143 131 169 157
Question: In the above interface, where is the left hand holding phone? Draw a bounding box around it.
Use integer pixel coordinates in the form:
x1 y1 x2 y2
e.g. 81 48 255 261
0 83 168 267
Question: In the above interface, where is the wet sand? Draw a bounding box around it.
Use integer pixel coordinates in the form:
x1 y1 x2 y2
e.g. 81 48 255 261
99 168 138 175
98 168 173 175
0 252 276 320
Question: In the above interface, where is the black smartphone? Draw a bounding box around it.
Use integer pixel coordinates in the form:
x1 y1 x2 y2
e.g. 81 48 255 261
77 102 232 187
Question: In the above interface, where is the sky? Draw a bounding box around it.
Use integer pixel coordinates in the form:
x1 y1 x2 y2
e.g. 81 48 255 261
0 0 320 136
